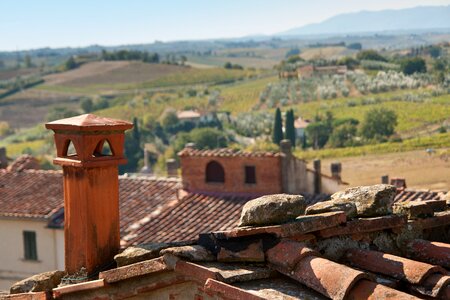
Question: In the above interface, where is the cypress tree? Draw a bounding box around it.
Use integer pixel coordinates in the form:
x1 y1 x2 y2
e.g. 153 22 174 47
285 109 296 148
272 108 283 145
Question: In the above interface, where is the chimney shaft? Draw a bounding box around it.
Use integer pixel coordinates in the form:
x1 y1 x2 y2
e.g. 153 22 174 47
166 158 178 177
280 139 292 155
313 159 321 194
46 114 132 275
0 147 7 169
330 162 342 181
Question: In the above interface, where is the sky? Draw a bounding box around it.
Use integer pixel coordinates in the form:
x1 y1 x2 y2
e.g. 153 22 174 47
0 0 449 51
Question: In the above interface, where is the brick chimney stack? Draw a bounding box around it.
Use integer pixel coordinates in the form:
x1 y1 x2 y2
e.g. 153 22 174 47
330 162 342 181
0 147 7 169
313 159 321 194
46 114 132 275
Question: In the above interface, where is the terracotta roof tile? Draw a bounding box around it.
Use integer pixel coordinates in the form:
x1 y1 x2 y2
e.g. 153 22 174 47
0 169 63 219
6 155 40 172
126 192 253 244
345 248 445 285
348 279 418 300
178 147 281 158
406 239 450 268
395 189 445 203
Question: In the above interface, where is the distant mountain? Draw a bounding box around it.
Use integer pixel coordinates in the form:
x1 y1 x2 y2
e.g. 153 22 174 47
278 6 450 36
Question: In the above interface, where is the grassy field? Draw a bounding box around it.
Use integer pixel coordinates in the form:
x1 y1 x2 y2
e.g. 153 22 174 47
187 47 287 69
312 149 450 190
44 61 188 87
0 68 40 81
291 90 450 135
220 75 277 113
0 89 81 129
299 47 354 60
37 62 254 94
296 132 450 159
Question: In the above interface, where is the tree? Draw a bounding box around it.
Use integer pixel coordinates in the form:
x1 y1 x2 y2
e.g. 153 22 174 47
286 55 304 64
224 62 233 69
24 55 33 68
119 117 143 174
160 108 179 129
338 56 359 70
357 50 387 62
327 123 357 148
347 43 362 50
428 46 441 58
0 121 12 137
285 48 300 58
65 56 78 70
80 98 93 113
46 107 78 122
361 108 397 140
401 57 427 75
284 109 296 148
272 108 283 145
306 122 330 149
174 127 228 152
305 111 334 149
433 59 447 72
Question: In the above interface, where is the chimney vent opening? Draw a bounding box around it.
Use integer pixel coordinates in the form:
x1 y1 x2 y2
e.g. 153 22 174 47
63 140 78 157
93 139 114 157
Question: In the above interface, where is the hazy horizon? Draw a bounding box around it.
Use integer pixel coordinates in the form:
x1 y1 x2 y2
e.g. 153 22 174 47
1 0 449 51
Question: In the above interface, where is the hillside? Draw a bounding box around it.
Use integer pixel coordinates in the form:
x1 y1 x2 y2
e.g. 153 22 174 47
279 5 450 36
43 61 189 87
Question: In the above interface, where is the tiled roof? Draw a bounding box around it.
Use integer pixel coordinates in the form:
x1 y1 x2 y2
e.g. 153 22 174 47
0 169 63 219
177 110 202 119
14 197 450 300
178 148 281 158
395 189 447 203
118 177 181 241
6 155 40 172
294 118 310 129
124 192 253 244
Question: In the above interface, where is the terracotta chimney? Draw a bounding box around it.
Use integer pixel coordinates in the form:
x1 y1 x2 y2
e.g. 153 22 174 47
140 148 152 175
46 114 132 275
390 177 407 190
313 159 321 194
330 162 342 181
280 139 292 155
0 147 7 169
166 158 178 177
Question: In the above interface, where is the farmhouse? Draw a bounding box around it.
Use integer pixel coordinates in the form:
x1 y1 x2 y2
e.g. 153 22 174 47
294 117 310 140
279 65 348 80
297 64 348 78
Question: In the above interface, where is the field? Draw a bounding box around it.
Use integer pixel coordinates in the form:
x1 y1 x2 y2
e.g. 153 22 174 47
187 47 288 69
291 90 450 136
313 149 450 190
299 46 355 60
44 61 188 87
0 67 40 81
36 62 254 95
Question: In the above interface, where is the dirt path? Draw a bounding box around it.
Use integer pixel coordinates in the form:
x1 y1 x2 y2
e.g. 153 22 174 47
311 149 450 191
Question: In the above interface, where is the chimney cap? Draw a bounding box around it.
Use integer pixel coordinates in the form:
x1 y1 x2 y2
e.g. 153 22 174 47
45 114 133 132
